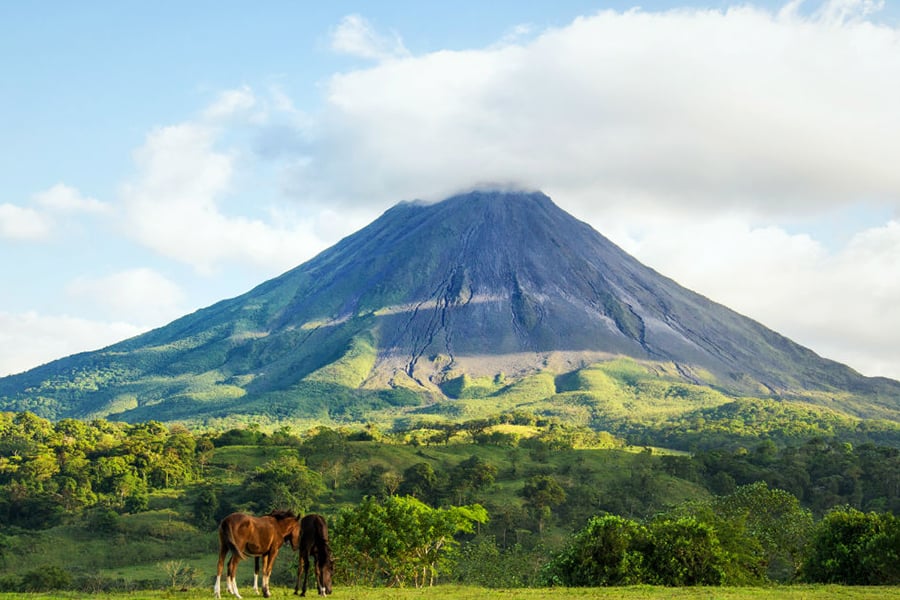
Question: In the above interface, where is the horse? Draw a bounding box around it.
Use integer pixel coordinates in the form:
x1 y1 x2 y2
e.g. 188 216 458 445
294 514 334 596
215 510 300 599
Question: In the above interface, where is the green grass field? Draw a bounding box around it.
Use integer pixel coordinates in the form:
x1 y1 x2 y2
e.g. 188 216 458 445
3 585 900 600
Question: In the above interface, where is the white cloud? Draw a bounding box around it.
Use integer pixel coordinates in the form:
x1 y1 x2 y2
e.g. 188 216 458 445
1 183 107 241
203 85 259 122
0 203 51 240
0 311 144 377
295 4 900 217
119 107 339 274
330 14 410 61
66 268 186 324
33 183 108 214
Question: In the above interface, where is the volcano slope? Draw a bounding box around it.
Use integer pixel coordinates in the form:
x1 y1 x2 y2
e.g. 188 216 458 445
2 189 899 428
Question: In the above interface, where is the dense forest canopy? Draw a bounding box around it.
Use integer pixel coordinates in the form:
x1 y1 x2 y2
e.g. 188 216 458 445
0 410 898 591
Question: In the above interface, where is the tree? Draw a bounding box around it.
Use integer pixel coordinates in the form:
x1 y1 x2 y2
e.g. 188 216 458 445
332 495 487 587
450 455 497 503
302 427 348 459
399 462 440 503
192 486 219 529
243 456 326 514
92 455 147 508
521 475 565 533
154 426 197 488
712 482 813 582
122 421 167 483
0 481 64 529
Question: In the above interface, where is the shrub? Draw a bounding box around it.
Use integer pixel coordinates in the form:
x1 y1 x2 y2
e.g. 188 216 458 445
544 514 648 586
22 565 72 591
644 517 726 586
545 514 728 587
801 506 900 584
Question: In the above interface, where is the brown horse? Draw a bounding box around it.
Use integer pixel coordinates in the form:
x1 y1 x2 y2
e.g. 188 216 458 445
215 510 300 599
294 514 334 596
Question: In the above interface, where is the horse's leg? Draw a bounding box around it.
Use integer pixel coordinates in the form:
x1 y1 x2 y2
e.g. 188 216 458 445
215 544 228 598
300 551 309 596
314 558 324 596
261 550 276 599
261 554 270 599
228 555 243 599
225 554 234 596
252 557 260 595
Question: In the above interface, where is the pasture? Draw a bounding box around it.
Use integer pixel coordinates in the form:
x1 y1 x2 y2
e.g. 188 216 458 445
1 584 900 600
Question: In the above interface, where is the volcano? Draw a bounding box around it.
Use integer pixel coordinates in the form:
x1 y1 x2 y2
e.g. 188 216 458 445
2 189 899 424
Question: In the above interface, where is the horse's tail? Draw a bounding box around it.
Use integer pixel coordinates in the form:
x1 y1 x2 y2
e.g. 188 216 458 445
219 518 247 560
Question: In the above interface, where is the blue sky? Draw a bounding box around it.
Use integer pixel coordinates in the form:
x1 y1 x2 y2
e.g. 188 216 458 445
2 1 899 380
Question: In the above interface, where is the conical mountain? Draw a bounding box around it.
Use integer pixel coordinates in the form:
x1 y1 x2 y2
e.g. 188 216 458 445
2 189 898 424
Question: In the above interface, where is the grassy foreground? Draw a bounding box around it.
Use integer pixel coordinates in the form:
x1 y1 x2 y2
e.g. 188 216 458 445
3 585 900 600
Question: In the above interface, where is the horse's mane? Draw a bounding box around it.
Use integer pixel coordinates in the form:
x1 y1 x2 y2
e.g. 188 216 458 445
268 510 297 520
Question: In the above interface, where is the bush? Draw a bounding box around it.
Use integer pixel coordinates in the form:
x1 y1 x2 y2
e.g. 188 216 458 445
85 506 120 533
22 565 72 591
801 506 900 584
0 574 22 592
545 515 648 586
644 517 726 586
545 514 728 587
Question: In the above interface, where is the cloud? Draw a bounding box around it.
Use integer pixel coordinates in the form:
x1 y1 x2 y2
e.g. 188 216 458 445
1 183 108 241
118 102 343 274
0 203 51 240
33 183 108 214
330 14 411 61
290 4 900 217
202 85 258 122
66 268 186 324
0 311 143 377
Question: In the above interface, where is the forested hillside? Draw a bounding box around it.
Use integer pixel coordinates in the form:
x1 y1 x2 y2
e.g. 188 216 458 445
1 412 898 591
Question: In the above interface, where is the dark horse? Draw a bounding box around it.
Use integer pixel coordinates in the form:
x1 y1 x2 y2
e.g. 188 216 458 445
294 514 334 596
215 510 300 599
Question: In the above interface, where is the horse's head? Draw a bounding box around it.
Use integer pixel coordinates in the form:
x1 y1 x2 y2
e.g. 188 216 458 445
287 520 301 551
270 510 301 551
318 547 334 595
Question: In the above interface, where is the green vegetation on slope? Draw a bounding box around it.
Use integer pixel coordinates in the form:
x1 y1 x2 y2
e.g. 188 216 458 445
3 348 900 450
